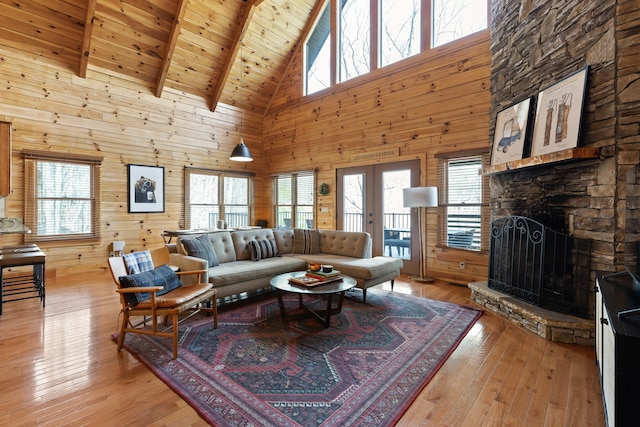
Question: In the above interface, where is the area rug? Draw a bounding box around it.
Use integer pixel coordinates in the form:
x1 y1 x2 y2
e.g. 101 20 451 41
118 288 482 426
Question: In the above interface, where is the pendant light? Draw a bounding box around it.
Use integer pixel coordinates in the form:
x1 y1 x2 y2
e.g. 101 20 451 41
230 42 253 162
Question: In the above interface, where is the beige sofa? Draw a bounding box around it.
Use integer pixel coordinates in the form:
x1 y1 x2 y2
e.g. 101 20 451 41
169 228 403 303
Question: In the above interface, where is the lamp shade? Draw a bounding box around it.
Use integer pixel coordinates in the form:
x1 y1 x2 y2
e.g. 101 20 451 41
229 138 253 162
403 187 438 208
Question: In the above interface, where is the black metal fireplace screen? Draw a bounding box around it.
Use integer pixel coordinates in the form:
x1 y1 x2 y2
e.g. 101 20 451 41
488 216 591 318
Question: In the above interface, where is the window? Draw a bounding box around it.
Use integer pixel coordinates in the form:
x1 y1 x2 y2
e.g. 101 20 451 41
23 151 102 242
304 0 488 94
273 172 315 229
438 153 489 251
305 2 331 95
432 0 488 48
185 168 253 229
380 0 420 67
339 0 370 82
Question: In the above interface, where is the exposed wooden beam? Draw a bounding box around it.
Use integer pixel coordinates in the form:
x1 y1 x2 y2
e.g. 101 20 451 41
78 0 97 78
207 0 257 112
154 0 189 98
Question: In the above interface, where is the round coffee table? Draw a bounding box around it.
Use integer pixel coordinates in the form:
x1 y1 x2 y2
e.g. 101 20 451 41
270 271 357 327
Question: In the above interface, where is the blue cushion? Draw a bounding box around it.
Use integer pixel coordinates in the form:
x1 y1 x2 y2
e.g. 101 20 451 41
181 234 219 267
123 250 154 274
247 239 278 261
119 264 182 307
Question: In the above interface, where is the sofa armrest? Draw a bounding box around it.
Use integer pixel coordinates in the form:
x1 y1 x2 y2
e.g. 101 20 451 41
169 253 209 285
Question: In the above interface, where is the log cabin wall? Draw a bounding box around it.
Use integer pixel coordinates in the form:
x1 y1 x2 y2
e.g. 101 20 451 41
263 32 492 284
0 46 264 276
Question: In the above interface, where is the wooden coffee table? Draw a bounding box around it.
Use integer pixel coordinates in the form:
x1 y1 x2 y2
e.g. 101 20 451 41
270 271 357 327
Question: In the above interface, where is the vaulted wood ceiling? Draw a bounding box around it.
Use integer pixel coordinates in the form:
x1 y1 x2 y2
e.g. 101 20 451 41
0 0 318 114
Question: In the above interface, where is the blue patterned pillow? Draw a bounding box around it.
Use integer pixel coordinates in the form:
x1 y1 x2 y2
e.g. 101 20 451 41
181 234 219 267
247 239 278 261
119 264 182 307
123 250 154 274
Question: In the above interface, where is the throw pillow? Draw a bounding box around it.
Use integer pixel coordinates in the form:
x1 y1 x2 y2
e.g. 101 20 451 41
118 264 182 307
247 239 278 261
123 250 154 274
292 228 320 254
181 234 219 267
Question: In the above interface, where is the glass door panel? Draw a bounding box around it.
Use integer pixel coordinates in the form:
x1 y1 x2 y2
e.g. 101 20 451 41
382 170 411 260
341 173 365 232
337 160 419 274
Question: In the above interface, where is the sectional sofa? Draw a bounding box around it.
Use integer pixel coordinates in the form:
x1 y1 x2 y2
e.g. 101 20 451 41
168 228 403 303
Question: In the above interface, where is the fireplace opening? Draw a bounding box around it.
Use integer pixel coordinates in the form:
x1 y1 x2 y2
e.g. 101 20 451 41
488 216 591 318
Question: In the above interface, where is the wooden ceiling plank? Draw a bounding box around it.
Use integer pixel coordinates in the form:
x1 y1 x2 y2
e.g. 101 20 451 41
79 0 98 78
155 0 189 98
207 0 257 112
95 3 171 42
264 0 325 116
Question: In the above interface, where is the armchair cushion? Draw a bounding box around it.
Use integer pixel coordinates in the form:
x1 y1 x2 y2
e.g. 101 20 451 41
293 228 320 254
119 264 183 307
247 238 278 261
123 250 154 274
181 234 219 267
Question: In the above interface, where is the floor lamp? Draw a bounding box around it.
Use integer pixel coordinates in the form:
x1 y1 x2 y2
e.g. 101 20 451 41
403 187 438 283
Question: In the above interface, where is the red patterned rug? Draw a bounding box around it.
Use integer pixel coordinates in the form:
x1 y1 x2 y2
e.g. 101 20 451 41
118 288 482 426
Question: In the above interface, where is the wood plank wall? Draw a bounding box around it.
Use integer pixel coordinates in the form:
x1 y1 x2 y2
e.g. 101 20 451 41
263 31 492 284
0 30 491 285
0 47 264 276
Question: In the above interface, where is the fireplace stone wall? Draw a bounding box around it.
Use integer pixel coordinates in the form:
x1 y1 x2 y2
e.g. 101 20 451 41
489 0 640 285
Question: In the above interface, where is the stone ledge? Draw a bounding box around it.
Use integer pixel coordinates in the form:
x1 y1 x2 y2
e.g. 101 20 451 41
469 281 594 346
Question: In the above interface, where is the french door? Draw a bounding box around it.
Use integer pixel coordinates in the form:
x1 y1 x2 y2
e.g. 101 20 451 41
336 160 420 274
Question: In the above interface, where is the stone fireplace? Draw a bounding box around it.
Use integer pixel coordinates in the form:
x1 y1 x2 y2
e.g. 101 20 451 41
488 216 591 318
469 0 640 343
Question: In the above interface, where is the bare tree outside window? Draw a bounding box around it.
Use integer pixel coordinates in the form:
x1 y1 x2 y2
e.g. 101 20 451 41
303 0 488 93
340 0 370 82
380 0 420 67
305 2 331 95
432 0 487 47
342 174 364 232
37 162 92 235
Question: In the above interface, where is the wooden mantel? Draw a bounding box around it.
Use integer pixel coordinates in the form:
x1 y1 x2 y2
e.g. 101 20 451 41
482 147 601 176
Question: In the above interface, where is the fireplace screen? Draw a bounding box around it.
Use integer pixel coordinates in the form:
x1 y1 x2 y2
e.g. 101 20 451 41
488 216 591 318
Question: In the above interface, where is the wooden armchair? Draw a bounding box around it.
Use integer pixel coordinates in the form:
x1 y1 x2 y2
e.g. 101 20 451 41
108 247 218 359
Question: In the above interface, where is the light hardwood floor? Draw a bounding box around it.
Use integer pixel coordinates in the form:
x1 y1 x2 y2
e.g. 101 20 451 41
0 271 605 426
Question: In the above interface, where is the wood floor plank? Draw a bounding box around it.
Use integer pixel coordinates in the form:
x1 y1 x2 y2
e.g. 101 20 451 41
0 272 605 426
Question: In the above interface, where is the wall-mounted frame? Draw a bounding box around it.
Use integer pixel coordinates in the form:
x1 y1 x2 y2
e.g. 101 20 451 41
490 97 532 166
531 66 589 157
128 164 165 213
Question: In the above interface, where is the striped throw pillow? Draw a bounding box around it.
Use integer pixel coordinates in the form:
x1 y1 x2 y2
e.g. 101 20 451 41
247 239 278 261
292 229 320 254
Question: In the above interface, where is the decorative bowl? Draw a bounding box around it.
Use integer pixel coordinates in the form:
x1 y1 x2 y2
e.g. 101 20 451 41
308 263 321 271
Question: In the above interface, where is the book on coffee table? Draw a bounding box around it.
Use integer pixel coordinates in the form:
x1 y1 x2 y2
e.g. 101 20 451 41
306 270 341 280
289 274 343 287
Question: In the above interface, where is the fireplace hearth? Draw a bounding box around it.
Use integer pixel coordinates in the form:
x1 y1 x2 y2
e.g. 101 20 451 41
488 216 591 319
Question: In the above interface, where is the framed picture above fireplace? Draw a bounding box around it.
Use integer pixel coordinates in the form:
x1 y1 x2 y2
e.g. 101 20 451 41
490 97 532 166
531 66 589 157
